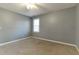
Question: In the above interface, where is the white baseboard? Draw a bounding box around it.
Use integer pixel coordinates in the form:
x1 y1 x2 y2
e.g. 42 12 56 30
74 45 79 53
0 36 31 46
32 36 79 53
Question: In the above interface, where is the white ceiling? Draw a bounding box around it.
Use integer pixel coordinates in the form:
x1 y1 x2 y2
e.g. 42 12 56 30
0 3 76 17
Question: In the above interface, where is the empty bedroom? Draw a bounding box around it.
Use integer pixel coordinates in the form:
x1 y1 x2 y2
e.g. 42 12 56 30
0 3 79 55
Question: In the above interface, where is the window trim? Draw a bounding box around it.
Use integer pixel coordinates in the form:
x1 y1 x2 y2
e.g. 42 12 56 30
33 18 40 32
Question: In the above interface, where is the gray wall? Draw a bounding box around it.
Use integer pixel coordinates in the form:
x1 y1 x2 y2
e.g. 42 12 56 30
0 5 76 45
76 5 79 47
32 7 76 44
0 8 31 43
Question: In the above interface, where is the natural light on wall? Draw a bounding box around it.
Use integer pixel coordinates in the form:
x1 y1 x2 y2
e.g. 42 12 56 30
33 18 40 32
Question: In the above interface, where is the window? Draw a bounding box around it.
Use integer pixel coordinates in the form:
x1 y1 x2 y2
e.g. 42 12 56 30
33 18 40 32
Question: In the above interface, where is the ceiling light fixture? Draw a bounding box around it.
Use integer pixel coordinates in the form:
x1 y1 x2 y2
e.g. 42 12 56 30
22 3 38 10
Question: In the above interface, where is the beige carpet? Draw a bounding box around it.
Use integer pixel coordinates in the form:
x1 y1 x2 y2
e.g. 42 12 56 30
0 38 78 55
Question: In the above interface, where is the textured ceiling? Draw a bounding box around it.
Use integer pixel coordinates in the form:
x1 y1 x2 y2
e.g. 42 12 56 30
0 3 76 17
